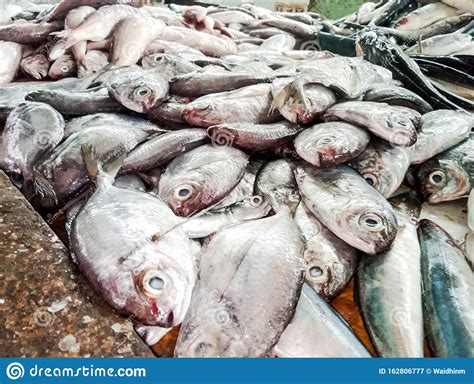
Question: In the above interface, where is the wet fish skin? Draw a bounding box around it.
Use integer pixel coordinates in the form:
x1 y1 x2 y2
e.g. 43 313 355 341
363 84 433 114
349 140 412 198
296 163 398 255
0 41 22 85
415 135 473 203
48 54 77 80
295 202 358 300
170 66 274 97
77 50 109 78
294 122 370 168
114 174 147 192
207 121 302 151
358 213 423 357
394 2 460 31
0 21 63 44
0 101 64 183
183 84 281 128
147 98 190 129
121 129 209 174
141 53 200 79
259 33 296 51
108 69 169 114
181 195 272 239
26 86 122 116
70 154 196 328
20 49 50 81
405 33 472 56
272 284 370 357
411 110 473 164
323 101 420 147
418 219 473 357
174 209 304 357
158 144 248 217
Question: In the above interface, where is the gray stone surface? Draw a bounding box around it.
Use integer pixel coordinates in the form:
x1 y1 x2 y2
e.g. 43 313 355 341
0 171 154 357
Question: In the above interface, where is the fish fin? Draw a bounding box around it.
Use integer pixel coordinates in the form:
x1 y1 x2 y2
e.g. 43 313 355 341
81 144 125 187
32 170 58 207
270 83 294 113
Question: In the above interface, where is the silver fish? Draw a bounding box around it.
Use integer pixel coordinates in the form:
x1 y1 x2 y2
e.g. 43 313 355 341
174 208 304 357
294 122 370 168
48 54 77 80
259 34 296 51
323 101 420 147
357 213 423 357
272 284 370 357
296 164 398 255
158 144 248 217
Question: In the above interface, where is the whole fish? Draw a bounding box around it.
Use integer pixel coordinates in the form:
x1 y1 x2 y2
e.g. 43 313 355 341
323 101 420 147
394 3 460 31
110 15 165 67
174 209 304 357
108 69 169 113
158 144 248 217
20 48 50 81
411 110 472 164
418 219 473 357
259 34 296 51
358 213 423 357
271 78 336 125
141 53 200 79
294 122 370 168
0 21 63 44
296 164 398 255
183 84 281 127
207 121 302 151
170 66 274 97
0 101 64 189
48 54 77 80
34 124 157 205
181 195 271 239
272 284 370 357
295 202 358 300
26 86 122 116
255 158 299 210
77 50 109 78
260 18 318 40
0 41 22 85
349 140 413 198
64 112 164 138
70 149 196 328
415 135 473 203
121 129 209 174
363 84 433 114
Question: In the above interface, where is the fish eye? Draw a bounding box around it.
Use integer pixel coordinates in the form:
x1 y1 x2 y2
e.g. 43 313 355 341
359 213 385 232
136 86 151 98
61 66 69 73
309 266 324 278
364 174 378 187
142 271 166 296
429 170 446 186
154 55 163 62
175 184 194 200
148 276 164 290
249 195 263 207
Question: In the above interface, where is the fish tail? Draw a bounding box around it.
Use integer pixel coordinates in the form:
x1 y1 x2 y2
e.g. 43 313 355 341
32 170 58 207
270 83 294 113
81 144 124 187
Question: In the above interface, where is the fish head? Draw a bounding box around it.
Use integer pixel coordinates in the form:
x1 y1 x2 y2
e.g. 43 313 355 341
109 76 168 113
418 160 470 203
386 112 418 147
343 203 398 254
182 101 223 127
49 55 76 80
237 195 272 219
105 240 195 328
175 303 249 357
159 178 207 217
22 54 50 80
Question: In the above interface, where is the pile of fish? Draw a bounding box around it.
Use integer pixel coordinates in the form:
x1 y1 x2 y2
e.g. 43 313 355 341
0 0 472 358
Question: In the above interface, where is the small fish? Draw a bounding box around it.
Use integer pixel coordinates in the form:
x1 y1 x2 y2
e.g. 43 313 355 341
174 209 304 357
358 213 423 357
158 144 248 217
207 121 302 151
415 135 473 203
272 284 370 357
411 110 472 164
296 164 398 255
418 219 473 357
323 101 420 147
294 122 370 168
